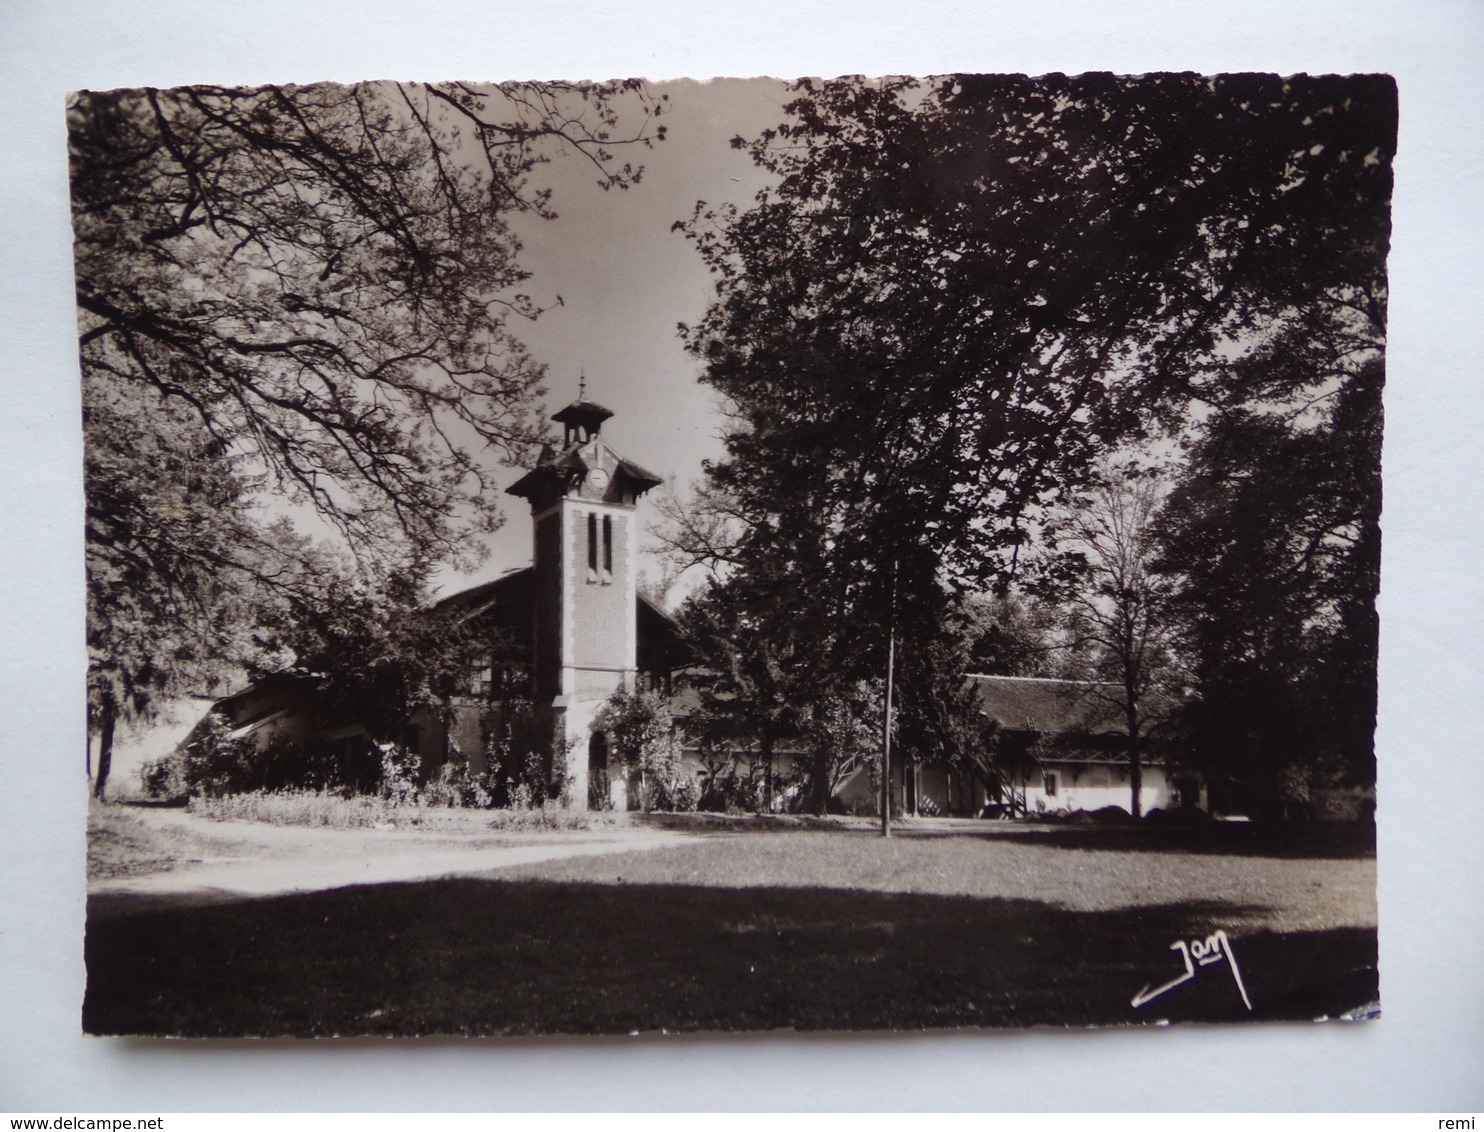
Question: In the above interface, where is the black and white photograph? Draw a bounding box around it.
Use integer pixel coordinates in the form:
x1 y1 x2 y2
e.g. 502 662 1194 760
70 71 1394 1039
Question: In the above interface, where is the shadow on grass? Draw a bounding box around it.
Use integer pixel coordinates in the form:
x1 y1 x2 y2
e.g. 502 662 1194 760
85 878 1377 1038
908 821 1377 860
636 813 1376 860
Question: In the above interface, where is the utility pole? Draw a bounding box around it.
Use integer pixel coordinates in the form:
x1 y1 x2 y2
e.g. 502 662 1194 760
881 556 898 838
880 628 895 837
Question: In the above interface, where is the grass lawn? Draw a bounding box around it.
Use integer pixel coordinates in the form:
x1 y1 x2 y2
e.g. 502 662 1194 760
84 820 1377 1037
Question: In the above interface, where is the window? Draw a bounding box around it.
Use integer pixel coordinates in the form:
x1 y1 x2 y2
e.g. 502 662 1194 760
586 512 598 582
471 659 493 696
1043 771 1058 797
602 514 613 583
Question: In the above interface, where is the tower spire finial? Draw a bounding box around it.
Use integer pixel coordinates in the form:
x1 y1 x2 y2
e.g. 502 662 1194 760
578 369 587 401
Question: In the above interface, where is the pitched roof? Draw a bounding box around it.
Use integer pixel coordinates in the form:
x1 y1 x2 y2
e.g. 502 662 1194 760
506 440 663 499
431 567 534 630
667 674 1132 736
505 446 577 499
432 568 687 665
966 674 1127 736
614 455 664 491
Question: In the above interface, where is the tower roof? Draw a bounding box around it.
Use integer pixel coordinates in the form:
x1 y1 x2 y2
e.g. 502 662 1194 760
505 445 663 501
550 399 615 428
508 380 662 502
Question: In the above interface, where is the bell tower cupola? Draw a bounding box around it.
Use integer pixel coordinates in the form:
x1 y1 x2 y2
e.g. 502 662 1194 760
550 385 614 447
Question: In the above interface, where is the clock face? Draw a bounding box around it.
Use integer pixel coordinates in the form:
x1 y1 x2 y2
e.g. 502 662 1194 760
587 467 611 492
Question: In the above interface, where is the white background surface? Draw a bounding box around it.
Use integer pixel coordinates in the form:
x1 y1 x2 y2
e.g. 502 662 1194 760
2 0 1480 1112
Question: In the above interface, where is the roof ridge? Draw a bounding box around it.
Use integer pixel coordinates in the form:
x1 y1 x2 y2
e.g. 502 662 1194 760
430 565 535 611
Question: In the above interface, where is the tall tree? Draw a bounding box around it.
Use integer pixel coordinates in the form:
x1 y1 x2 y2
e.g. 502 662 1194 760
889 607 986 816
84 378 265 797
1049 467 1184 817
670 73 1393 809
962 589 1062 677
72 81 665 795
657 476 864 812
678 72 1394 588
673 580 804 811
1157 352 1383 818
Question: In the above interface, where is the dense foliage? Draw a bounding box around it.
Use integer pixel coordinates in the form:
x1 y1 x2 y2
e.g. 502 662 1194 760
592 688 695 812
1043 468 1185 816
669 73 1392 814
74 80 665 795
1157 358 1384 816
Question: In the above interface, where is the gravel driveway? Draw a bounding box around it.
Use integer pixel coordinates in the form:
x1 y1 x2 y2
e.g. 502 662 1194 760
89 806 696 898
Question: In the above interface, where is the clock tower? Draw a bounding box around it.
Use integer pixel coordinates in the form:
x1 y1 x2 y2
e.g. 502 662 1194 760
506 388 663 808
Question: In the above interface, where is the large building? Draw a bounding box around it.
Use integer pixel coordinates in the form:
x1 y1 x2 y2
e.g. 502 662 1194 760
197 392 687 810
188 392 1206 818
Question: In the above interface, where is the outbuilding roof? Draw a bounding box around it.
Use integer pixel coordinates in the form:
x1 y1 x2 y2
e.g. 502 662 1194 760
967 675 1127 736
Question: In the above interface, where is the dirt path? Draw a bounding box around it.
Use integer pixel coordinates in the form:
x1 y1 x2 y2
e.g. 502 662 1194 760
89 806 697 899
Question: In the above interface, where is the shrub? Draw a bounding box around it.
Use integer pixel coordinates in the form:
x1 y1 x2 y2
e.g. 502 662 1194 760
141 712 259 801
479 699 570 807
593 688 679 812
379 743 421 806
186 789 612 831
664 775 702 813
143 700 585 819
697 762 787 814
142 711 389 801
140 750 188 802
420 758 498 808
507 780 535 810
1067 804 1136 825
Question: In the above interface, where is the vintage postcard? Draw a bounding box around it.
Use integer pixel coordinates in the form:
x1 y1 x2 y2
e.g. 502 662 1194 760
75 73 1389 1036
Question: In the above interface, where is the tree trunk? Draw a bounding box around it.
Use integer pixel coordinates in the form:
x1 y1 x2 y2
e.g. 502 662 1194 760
93 703 117 801
1126 728 1143 820
809 701 831 816
761 735 774 814
1124 693 1143 819
811 745 831 816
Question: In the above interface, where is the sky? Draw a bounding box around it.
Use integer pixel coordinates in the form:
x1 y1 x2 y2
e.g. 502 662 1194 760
432 78 794 601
